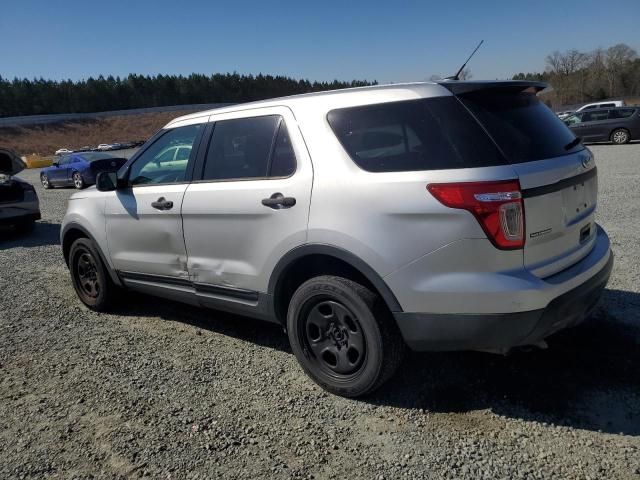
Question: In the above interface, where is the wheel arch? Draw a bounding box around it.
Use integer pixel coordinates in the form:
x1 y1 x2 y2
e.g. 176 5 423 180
61 222 122 286
268 244 403 325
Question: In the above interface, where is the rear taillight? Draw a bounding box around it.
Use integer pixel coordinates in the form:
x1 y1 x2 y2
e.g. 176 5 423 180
427 180 525 250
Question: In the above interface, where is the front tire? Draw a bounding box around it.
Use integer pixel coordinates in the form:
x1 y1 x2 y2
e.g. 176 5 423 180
611 128 630 145
72 172 85 189
287 275 405 397
69 238 116 311
41 173 52 189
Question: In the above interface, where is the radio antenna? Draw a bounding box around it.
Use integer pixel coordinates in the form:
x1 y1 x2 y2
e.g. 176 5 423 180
446 40 484 80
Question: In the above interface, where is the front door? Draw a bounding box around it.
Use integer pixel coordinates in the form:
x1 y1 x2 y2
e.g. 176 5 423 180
50 156 71 185
105 122 204 279
578 110 611 142
181 108 313 299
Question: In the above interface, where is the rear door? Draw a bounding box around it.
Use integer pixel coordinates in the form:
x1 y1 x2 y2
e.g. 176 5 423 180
181 107 312 300
456 86 598 278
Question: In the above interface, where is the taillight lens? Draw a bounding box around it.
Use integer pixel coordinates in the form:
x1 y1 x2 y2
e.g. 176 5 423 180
427 180 525 250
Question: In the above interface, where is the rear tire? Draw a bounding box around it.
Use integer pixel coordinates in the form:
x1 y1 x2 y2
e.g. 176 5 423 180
73 172 85 189
287 275 405 398
69 238 116 311
611 128 630 145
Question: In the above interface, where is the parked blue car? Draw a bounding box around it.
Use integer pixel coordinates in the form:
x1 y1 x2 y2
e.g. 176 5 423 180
40 152 127 189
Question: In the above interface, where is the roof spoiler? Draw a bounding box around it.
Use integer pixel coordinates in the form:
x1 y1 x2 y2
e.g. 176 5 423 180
438 80 548 95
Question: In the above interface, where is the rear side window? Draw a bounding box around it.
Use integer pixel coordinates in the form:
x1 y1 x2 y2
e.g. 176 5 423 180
459 90 583 163
609 108 636 119
327 97 506 172
202 115 296 181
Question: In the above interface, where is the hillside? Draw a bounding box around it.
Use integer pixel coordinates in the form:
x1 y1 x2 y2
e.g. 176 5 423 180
0 109 199 156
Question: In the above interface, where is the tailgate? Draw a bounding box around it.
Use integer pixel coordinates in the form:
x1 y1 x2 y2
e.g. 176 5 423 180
514 150 597 278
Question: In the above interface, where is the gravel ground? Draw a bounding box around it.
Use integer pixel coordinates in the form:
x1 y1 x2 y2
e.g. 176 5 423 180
1 144 639 479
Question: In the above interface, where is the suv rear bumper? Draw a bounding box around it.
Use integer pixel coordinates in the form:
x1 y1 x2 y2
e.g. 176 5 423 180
393 233 613 352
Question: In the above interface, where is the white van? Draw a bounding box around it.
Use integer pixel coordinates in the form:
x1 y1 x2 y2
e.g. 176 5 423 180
576 100 625 112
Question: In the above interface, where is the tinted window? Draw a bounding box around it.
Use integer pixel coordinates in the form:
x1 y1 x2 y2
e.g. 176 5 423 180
609 108 636 119
327 97 505 172
599 103 615 108
202 115 281 180
583 105 597 110
582 110 609 122
459 90 583 163
270 122 296 177
128 124 201 185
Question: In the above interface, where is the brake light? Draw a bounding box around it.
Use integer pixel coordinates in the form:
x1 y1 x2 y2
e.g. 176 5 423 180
427 180 525 250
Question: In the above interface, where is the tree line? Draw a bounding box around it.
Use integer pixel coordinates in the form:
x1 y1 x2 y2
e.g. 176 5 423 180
513 43 640 107
0 73 376 118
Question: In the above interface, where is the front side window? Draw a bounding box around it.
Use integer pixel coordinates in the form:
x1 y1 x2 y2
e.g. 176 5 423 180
128 124 201 185
327 97 506 172
202 115 296 180
564 114 582 125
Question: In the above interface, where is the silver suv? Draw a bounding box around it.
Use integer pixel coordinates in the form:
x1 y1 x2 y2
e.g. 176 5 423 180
61 81 613 397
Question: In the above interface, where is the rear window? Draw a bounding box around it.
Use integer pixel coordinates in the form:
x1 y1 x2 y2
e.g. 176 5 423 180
458 90 583 163
327 97 506 172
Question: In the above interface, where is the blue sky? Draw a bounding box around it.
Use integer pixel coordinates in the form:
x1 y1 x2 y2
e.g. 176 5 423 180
2 0 639 84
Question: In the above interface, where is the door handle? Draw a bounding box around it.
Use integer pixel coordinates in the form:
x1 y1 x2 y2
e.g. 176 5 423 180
151 197 174 210
262 193 296 209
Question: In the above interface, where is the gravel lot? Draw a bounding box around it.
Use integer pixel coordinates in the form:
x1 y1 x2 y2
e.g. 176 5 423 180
1 144 639 479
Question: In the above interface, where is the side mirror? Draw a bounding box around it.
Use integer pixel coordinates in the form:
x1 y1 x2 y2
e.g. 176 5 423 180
52 161 59 167
96 171 118 192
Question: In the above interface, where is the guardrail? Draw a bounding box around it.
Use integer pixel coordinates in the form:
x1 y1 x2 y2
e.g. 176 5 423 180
0 103 233 127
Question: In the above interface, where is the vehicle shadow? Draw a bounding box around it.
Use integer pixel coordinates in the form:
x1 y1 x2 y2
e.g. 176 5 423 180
110 291 291 353
368 288 640 436
110 287 639 436
0 222 61 249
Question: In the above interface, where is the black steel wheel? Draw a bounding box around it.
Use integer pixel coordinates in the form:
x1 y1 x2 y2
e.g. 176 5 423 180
302 299 367 378
287 275 405 397
69 238 116 311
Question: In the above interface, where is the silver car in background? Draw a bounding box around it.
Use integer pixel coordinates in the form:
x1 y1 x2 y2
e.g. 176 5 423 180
61 81 613 397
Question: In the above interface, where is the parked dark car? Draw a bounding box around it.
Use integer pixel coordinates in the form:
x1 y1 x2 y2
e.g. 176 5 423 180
563 107 640 144
0 148 41 232
40 152 127 189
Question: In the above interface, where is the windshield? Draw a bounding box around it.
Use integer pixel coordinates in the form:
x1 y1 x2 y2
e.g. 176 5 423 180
458 90 584 163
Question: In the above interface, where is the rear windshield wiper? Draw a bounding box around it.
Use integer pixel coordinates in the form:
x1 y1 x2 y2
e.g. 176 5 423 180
564 137 582 150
